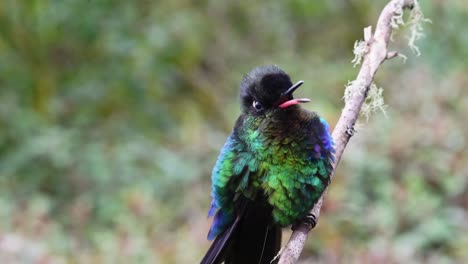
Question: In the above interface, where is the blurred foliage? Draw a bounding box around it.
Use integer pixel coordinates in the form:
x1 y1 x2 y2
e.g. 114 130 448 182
0 0 467 263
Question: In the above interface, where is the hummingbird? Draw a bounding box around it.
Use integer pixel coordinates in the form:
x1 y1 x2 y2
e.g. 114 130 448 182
200 65 334 264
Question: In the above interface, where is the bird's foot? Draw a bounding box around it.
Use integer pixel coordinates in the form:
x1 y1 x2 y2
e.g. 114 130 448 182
346 124 356 136
292 213 317 231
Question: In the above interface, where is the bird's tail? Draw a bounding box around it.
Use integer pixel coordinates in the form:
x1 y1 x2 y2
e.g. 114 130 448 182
200 196 281 264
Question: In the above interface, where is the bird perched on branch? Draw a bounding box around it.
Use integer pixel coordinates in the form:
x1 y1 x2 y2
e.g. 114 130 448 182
200 65 334 264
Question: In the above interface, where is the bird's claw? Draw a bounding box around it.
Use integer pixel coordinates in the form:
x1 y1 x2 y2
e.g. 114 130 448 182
291 213 317 231
346 125 356 136
303 213 317 229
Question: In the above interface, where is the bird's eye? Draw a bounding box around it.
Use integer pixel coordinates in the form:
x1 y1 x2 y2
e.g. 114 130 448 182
252 100 263 111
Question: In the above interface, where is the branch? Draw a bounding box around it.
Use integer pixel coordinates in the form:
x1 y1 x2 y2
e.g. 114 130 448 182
278 1 420 263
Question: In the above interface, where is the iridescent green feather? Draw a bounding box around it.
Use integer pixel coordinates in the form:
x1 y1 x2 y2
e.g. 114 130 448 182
208 102 334 240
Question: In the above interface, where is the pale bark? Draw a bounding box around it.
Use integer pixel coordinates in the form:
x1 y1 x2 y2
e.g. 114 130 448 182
278 1 419 263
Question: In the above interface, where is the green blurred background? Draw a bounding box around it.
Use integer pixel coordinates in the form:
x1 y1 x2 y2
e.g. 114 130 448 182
0 0 467 263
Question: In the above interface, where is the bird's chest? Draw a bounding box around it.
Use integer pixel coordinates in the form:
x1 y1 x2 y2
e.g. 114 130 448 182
244 130 306 187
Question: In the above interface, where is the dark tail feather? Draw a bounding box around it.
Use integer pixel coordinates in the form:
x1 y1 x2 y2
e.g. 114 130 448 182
200 196 281 264
225 201 281 264
200 197 249 264
200 212 243 264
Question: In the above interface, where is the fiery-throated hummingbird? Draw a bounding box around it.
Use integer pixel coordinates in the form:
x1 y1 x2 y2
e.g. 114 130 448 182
200 65 334 264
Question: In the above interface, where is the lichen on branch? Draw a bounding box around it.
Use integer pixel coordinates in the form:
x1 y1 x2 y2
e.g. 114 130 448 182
407 0 431 55
278 1 429 263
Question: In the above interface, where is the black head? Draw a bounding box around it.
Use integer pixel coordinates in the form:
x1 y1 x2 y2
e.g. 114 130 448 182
239 65 309 114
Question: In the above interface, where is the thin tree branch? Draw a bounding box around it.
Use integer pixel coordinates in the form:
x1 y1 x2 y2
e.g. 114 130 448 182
278 1 418 263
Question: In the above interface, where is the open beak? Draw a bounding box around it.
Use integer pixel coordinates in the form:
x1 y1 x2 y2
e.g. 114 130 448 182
278 80 310 109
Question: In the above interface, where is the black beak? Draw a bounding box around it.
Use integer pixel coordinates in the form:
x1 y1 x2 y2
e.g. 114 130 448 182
281 80 304 98
278 80 310 109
